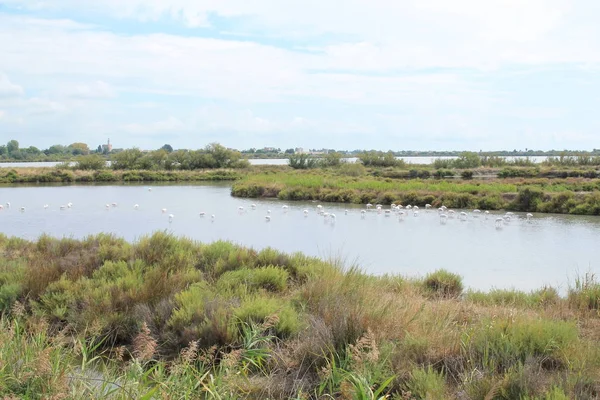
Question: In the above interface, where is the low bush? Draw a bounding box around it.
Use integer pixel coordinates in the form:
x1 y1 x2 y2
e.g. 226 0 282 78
422 269 463 298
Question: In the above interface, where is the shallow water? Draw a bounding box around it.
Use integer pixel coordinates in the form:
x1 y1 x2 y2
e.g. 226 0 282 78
0 182 598 292
1 155 550 168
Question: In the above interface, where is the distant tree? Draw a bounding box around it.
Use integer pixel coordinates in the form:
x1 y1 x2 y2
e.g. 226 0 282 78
358 150 404 167
47 145 67 155
24 146 41 155
6 140 19 155
0 145 6 156
284 148 295 154
73 154 106 170
110 148 144 170
161 144 174 153
69 142 90 155
288 153 318 169
320 151 343 167
454 152 481 169
97 145 103 153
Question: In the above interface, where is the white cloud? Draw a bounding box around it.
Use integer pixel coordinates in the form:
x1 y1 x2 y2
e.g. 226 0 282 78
26 97 68 115
1 1 599 150
67 81 116 99
0 73 25 98
122 116 186 135
1 0 595 70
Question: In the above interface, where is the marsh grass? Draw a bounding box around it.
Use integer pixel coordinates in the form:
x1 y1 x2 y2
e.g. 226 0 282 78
231 170 600 215
1 233 600 398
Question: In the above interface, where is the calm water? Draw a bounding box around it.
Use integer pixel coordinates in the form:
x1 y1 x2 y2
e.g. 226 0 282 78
249 156 550 165
1 183 598 292
1 156 550 168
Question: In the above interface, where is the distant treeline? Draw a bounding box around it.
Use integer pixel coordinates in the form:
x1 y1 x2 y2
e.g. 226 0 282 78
0 140 97 162
71 143 249 171
287 151 600 170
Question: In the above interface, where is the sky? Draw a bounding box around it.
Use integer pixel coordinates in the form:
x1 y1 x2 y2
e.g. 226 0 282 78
0 1 599 152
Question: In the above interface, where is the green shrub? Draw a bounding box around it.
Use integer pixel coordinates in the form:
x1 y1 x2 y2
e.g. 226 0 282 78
461 170 474 179
0 283 22 313
405 366 447 399
217 266 289 293
337 162 367 177
234 296 301 337
568 273 600 310
467 287 559 308
512 187 545 211
73 154 106 170
464 317 578 372
422 269 463 298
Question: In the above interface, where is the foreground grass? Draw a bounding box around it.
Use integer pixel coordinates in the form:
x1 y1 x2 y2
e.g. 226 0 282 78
1 232 600 399
231 170 600 215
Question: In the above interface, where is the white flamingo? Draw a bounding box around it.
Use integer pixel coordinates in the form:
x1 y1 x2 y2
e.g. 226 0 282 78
459 211 468 221
251 204 256 209
0 205 4 210
20 207 25 212
168 214 174 223
134 204 139 210
345 209 348 215
161 208 167 213
199 212 206 217
6 202 10 208
440 213 448 224
265 215 271 222
60 205 66 210
526 213 533 221
366 203 373 209
425 204 432 210
413 210 419 217
67 202 73 208
495 217 504 228
44 204 49 209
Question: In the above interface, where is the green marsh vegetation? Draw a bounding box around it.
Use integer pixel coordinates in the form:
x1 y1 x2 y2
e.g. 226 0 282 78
1 232 600 398
231 168 600 215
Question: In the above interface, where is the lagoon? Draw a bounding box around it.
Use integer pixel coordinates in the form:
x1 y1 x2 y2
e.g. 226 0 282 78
0 155 551 168
0 182 598 293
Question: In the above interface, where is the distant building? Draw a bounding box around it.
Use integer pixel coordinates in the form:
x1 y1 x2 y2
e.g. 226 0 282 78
102 138 113 153
295 147 305 154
